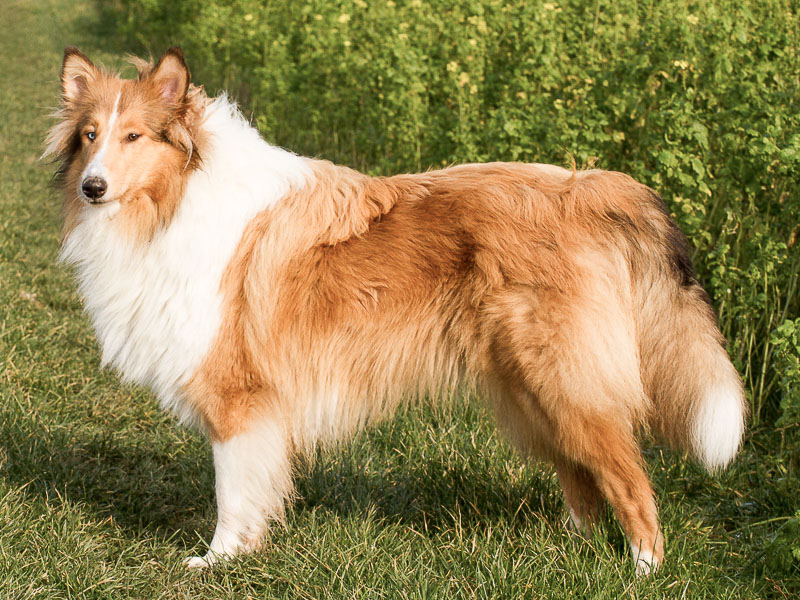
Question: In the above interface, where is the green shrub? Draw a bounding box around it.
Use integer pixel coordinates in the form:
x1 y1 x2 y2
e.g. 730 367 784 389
112 0 799 426
772 318 800 430
764 509 800 579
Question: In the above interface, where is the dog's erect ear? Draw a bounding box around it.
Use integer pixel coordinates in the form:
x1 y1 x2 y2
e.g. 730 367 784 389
61 47 97 103
150 47 190 106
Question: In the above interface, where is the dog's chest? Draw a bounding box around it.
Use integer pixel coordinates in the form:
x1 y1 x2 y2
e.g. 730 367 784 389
64 174 309 423
64 194 248 422
60 100 313 423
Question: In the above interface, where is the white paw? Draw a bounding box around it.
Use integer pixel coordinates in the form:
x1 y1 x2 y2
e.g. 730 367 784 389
632 545 659 576
183 554 213 569
635 558 654 576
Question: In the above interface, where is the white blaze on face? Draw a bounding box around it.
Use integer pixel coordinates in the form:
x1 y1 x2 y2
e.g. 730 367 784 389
80 91 121 198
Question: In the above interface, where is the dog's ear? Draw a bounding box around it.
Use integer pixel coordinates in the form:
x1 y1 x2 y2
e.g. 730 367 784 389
61 47 97 103
150 47 190 106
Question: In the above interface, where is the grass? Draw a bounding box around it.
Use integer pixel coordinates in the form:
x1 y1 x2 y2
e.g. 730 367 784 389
0 0 797 597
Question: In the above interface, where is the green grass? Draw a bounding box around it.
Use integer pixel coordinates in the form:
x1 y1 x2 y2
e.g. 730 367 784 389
0 0 797 597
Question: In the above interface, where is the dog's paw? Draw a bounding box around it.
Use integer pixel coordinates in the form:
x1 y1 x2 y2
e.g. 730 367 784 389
633 548 660 576
184 555 213 569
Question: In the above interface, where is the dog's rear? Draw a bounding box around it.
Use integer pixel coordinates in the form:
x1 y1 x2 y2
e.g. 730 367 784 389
630 182 746 569
466 167 746 574
561 173 746 471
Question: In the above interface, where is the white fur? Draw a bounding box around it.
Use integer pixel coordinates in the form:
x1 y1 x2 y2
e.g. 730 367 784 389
568 508 583 530
80 92 120 196
693 377 745 471
185 418 292 568
304 382 344 446
631 543 658 576
60 96 313 426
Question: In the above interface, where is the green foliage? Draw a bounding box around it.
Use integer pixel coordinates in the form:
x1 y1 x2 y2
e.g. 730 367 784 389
115 0 800 428
764 510 800 579
772 318 800 430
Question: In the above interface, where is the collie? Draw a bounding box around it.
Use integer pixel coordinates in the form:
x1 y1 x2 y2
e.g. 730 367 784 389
46 47 746 574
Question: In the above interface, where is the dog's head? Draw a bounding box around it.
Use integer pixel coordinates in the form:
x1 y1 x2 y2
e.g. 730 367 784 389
46 47 205 239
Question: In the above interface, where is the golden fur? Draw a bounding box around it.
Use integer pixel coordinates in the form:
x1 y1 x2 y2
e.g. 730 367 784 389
186 160 735 568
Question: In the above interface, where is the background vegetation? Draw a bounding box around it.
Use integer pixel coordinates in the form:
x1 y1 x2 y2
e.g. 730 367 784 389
0 0 797 597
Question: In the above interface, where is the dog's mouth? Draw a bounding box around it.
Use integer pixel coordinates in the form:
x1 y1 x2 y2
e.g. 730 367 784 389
78 190 120 208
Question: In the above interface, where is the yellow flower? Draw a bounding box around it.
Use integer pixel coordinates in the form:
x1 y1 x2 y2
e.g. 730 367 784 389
446 61 459 73
338 14 350 24
687 14 699 25
243 13 254 22
458 72 470 87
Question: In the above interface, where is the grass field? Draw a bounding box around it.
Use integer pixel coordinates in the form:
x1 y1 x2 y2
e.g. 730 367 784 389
0 0 797 598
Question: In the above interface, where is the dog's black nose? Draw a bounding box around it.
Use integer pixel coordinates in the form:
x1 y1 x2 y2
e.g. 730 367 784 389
82 176 107 200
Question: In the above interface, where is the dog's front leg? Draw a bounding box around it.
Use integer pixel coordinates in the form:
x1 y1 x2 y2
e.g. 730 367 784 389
185 418 293 568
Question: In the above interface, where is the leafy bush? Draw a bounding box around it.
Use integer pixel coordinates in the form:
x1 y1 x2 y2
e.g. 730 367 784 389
112 0 799 427
764 509 800 578
773 318 800 430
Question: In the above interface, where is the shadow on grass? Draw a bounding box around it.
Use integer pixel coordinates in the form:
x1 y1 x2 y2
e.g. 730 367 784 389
294 446 561 535
0 412 213 544
0 402 568 547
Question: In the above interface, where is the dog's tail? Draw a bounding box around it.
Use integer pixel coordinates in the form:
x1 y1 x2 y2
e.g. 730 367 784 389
631 190 747 471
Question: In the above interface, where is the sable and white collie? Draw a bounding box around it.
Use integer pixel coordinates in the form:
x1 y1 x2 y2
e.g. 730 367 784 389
46 47 746 574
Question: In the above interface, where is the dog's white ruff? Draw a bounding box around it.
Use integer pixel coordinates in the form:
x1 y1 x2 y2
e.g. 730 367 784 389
61 96 312 426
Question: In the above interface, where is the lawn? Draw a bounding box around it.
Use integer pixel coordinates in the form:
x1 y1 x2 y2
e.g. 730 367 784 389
0 0 797 598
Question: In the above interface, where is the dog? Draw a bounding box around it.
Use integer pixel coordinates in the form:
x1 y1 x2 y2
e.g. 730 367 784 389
46 47 746 574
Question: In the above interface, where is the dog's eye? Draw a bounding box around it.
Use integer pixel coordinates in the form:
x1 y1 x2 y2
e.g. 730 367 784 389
127 133 140 142
86 131 96 142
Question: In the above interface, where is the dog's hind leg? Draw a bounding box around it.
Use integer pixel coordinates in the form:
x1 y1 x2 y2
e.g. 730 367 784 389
486 282 662 574
185 417 293 568
563 420 663 575
487 382 605 531
554 459 604 531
